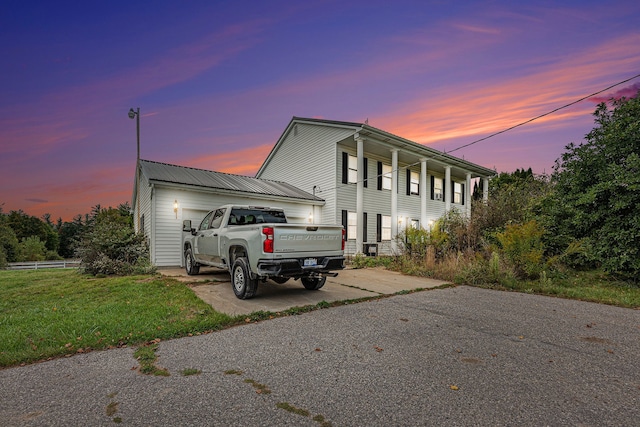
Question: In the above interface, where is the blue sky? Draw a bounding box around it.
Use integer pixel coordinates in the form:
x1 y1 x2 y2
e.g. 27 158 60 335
1 0 639 220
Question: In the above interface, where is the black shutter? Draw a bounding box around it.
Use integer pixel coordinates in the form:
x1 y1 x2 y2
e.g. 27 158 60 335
376 214 382 242
377 161 382 190
451 180 455 203
342 152 348 184
406 169 411 195
363 212 367 242
430 175 434 200
363 158 368 188
461 184 465 205
342 210 348 239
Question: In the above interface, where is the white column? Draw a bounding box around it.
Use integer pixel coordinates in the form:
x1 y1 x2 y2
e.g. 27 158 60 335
444 166 451 213
356 137 364 254
483 177 489 203
391 149 398 253
465 172 472 218
420 158 428 229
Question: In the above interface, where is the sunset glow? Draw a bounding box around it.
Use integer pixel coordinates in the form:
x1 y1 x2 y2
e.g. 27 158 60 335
1 1 639 221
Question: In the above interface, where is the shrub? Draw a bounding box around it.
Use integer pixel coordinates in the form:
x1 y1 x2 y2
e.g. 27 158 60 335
76 207 154 276
494 220 545 279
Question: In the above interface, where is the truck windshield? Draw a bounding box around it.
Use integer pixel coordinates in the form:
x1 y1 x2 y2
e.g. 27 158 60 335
228 208 287 225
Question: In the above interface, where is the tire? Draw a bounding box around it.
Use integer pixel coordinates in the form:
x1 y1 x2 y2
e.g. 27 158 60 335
185 247 200 275
231 257 258 299
271 277 289 284
301 276 326 290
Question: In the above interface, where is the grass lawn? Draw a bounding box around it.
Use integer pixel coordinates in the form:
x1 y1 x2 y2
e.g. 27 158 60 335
0 269 235 368
2 266 638 368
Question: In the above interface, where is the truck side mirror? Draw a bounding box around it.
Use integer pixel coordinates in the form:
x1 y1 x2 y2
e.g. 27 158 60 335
182 220 192 232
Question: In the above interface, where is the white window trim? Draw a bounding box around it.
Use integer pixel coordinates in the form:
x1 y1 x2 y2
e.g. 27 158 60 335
382 164 392 190
348 155 358 184
347 211 357 240
382 215 391 241
410 171 419 195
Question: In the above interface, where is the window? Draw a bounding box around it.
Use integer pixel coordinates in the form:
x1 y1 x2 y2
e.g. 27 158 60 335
381 215 391 240
382 164 392 190
410 171 419 195
411 219 419 229
210 208 226 229
348 155 358 184
433 177 443 200
199 211 213 230
454 182 462 204
347 212 357 240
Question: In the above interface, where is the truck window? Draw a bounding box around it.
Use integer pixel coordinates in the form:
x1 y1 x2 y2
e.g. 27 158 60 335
229 208 287 225
199 211 214 230
210 208 226 229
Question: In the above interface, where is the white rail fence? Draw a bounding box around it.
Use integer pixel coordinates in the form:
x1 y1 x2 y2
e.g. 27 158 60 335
6 260 81 270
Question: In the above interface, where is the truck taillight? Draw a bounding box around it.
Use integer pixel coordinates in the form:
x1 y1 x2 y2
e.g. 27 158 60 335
262 227 274 253
342 228 346 250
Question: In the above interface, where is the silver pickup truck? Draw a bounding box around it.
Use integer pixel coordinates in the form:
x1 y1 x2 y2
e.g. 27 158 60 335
182 205 345 299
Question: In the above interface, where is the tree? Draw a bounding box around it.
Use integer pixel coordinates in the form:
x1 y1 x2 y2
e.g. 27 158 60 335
7 210 59 253
548 91 640 279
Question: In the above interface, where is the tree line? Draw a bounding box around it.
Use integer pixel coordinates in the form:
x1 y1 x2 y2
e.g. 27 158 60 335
1 203 151 276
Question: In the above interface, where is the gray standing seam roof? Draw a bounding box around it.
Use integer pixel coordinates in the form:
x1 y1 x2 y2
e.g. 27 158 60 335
139 159 323 202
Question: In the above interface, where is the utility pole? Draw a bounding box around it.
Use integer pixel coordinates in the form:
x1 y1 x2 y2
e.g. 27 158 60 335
128 108 141 232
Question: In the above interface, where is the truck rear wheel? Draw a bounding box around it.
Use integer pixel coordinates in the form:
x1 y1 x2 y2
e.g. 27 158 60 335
185 248 200 275
232 257 258 299
301 276 326 290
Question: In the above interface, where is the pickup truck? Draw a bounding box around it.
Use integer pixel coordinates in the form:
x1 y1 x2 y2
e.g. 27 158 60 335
182 205 345 299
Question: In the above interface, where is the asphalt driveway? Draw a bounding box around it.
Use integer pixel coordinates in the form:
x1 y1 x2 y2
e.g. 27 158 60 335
1 283 638 426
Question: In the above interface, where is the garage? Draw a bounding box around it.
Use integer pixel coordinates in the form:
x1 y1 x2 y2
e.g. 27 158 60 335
132 159 324 266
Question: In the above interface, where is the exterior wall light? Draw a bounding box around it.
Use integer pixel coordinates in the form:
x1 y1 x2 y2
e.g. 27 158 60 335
173 200 179 219
308 212 313 223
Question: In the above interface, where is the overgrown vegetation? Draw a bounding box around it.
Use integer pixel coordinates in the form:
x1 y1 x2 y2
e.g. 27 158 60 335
383 91 640 298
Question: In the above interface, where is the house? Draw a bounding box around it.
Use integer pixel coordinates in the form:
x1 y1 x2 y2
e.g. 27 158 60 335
256 117 495 256
132 159 324 266
132 117 495 266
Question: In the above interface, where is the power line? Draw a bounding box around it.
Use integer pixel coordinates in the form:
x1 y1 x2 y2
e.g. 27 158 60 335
446 72 640 154
316 73 640 194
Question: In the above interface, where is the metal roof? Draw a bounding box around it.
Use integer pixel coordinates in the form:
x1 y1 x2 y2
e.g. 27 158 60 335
139 159 323 202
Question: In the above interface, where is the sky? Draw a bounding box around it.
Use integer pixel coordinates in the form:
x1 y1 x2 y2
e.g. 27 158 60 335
1 0 639 222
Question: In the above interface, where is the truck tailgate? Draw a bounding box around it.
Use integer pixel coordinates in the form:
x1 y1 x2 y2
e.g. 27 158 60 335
272 224 343 253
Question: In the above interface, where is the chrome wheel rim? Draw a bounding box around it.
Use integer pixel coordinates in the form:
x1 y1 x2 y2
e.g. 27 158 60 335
233 266 245 292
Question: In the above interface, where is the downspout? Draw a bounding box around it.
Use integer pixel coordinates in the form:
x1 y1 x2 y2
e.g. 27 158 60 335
150 183 156 266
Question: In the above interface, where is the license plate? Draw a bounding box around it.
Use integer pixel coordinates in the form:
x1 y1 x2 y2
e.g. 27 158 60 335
304 258 317 267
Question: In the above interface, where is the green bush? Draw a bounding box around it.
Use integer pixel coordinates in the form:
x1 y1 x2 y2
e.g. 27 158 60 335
17 236 46 262
76 207 154 276
495 220 545 279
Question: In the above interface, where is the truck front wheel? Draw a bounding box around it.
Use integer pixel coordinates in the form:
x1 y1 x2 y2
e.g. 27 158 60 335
185 248 200 275
301 276 326 290
232 257 258 299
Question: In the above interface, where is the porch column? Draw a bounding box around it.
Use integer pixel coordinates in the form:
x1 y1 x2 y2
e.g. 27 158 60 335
356 136 364 254
483 177 489 203
420 158 428 229
444 166 451 213
391 149 398 253
465 172 472 218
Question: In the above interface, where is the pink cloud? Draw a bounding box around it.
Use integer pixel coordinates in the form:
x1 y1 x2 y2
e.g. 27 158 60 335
590 82 640 103
377 33 640 147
